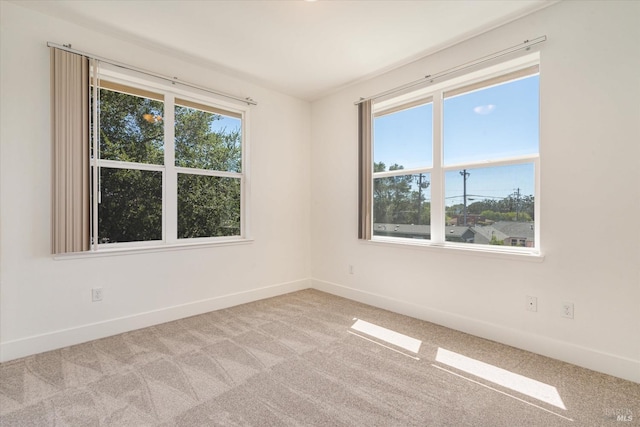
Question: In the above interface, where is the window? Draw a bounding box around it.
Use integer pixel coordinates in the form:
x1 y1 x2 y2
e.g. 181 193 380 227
368 56 539 254
92 76 247 249
174 99 242 239
373 100 433 229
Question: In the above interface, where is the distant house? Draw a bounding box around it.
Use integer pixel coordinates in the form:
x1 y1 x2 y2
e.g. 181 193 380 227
491 221 535 247
445 226 475 243
373 224 474 243
373 221 534 247
448 214 485 227
373 223 430 239
471 226 509 245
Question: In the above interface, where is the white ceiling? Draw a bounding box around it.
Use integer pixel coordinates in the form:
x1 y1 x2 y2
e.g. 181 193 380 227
17 0 555 101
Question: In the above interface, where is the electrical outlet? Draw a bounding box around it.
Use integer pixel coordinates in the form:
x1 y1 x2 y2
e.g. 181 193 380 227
92 288 103 302
526 296 537 312
562 302 574 319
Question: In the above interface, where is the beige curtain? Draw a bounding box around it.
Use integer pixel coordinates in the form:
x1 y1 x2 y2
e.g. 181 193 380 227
358 99 372 240
51 48 90 254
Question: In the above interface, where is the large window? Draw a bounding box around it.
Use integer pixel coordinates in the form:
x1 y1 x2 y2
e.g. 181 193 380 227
370 57 539 253
92 78 246 248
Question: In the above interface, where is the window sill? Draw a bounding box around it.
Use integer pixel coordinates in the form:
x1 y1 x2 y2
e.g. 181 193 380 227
365 236 544 262
53 237 254 260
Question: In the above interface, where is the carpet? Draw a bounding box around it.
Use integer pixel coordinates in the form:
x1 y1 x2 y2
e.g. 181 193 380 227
0 289 638 426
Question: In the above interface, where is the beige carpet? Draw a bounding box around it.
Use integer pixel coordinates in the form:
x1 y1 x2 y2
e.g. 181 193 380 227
0 289 638 426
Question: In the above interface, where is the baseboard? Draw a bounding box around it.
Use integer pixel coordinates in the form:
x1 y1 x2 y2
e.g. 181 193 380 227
0 278 310 363
311 278 640 384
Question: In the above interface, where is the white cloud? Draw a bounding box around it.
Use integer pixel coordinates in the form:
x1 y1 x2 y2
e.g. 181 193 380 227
473 104 496 115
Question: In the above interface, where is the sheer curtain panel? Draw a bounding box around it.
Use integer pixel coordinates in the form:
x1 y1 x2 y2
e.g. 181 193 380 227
50 47 90 254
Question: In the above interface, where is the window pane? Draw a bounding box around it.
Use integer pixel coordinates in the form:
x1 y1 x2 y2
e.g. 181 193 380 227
98 168 162 243
175 102 242 172
443 75 539 165
178 174 241 238
373 173 431 239
444 164 534 246
99 88 164 164
374 102 432 171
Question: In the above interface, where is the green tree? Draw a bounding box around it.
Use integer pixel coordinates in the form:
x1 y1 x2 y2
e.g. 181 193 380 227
464 191 535 224
98 89 164 164
468 200 498 215
374 163 411 224
480 209 532 223
372 163 431 225
175 106 241 172
97 89 164 243
489 234 504 245
174 105 241 238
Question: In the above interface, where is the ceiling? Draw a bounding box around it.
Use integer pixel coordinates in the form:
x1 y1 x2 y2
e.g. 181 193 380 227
17 0 555 101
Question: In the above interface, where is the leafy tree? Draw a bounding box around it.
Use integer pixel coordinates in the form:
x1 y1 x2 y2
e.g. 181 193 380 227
178 175 240 238
98 89 164 164
489 234 504 245
98 168 162 243
459 190 535 224
480 210 532 222
373 162 430 225
174 105 241 238
468 200 498 215
175 106 241 172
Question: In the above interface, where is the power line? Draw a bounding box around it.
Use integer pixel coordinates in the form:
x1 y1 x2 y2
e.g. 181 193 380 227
445 193 534 200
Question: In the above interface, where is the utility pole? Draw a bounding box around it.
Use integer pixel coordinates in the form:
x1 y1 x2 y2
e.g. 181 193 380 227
416 173 429 225
460 169 470 226
515 187 521 221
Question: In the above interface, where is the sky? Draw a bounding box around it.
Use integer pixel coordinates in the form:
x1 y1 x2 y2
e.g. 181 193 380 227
210 114 241 134
373 75 539 206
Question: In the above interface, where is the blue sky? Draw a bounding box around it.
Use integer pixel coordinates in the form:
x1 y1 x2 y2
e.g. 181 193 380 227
374 75 538 206
210 114 241 134
374 103 433 170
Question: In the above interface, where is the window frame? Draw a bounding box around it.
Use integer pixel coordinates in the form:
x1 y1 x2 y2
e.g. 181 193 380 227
90 65 250 252
369 53 541 257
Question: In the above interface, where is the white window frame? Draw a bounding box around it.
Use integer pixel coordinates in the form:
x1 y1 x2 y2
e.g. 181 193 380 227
370 53 540 257
90 64 250 253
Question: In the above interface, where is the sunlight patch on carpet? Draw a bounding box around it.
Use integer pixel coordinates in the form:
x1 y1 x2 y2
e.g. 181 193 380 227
350 319 422 354
435 347 566 410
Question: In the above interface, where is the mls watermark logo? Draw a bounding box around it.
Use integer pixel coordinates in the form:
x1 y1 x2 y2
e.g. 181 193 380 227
603 408 634 422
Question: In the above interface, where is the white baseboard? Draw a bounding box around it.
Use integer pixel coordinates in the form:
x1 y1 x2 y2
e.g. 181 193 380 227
0 279 310 363
311 278 640 384
3 277 638 384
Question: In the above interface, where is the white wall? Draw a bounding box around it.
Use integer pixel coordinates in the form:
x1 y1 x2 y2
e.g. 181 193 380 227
310 1 640 383
0 2 311 360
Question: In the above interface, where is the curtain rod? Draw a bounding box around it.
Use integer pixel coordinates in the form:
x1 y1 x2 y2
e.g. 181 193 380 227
47 42 258 106
355 35 546 105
